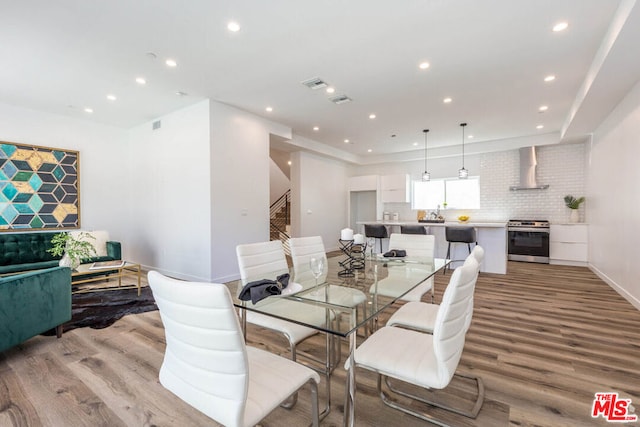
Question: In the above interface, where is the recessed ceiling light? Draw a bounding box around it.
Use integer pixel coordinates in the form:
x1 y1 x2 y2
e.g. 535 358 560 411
344 139 350 143
369 114 376 119
106 94 117 101
227 21 241 32
84 107 93 113
419 62 430 70
539 105 549 112
544 75 556 82
468 134 474 139
287 160 292 166
136 77 146 85
265 106 273 112
313 126 319 131
326 87 335 94
175 91 188 97
553 22 568 32
367 149 373 153
413 142 419 146
536 124 544 129
165 59 177 67
443 97 452 103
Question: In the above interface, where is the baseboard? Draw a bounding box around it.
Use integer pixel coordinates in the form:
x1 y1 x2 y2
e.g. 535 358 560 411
141 264 240 284
589 263 640 311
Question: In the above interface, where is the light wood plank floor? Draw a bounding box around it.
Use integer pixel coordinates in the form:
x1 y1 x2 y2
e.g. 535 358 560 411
1 261 639 426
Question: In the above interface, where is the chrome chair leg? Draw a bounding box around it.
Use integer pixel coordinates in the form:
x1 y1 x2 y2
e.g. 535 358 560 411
377 372 485 423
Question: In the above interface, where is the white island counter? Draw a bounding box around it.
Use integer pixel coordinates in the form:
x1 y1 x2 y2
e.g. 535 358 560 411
356 220 508 274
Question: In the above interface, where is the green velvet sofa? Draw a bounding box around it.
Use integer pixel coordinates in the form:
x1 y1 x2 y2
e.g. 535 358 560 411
0 266 72 353
0 231 121 275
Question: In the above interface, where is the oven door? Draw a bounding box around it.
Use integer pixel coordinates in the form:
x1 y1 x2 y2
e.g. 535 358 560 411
508 228 550 263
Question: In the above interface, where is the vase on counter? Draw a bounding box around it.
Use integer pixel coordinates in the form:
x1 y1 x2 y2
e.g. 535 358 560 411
569 209 580 223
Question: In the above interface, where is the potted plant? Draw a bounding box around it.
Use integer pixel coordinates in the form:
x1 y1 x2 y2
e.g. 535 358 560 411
48 232 97 269
564 195 585 223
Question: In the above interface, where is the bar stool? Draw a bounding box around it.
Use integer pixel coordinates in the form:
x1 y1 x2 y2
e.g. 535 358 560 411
444 226 477 272
400 225 427 235
364 224 388 253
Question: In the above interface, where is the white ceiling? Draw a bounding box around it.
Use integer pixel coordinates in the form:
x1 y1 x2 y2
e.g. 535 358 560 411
2 0 639 163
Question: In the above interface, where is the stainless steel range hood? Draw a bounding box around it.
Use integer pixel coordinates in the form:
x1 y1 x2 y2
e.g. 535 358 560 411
509 146 549 190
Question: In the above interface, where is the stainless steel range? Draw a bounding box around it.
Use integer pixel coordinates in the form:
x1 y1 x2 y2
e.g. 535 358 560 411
507 219 550 263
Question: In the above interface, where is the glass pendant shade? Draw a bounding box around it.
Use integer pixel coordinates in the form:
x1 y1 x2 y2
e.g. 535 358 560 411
459 123 468 179
422 129 430 181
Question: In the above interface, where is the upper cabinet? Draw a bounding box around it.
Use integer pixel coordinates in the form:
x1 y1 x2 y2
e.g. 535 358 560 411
348 175 378 192
380 174 410 203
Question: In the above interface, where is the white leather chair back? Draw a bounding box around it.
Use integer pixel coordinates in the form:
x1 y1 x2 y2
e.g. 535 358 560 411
289 236 328 288
147 271 249 427
236 240 289 281
432 258 479 386
388 233 435 259
462 247 482 331
471 245 485 265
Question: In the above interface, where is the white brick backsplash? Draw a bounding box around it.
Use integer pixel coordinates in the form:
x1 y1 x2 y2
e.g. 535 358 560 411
380 143 587 224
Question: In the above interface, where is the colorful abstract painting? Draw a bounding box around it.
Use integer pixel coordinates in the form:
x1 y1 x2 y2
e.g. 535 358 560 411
0 142 79 230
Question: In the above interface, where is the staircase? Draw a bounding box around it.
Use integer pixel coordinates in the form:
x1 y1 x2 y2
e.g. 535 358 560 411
270 190 291 255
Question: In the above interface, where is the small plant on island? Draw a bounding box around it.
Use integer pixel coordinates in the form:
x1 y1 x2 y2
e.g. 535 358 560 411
564 195 585 210
48 232 97 268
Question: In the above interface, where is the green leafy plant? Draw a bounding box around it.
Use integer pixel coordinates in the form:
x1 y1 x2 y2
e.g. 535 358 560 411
48 232 97 264
564 195 585 210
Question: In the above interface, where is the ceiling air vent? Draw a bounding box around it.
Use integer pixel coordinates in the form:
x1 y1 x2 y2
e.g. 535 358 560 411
329 94 352 104
301 77 328 90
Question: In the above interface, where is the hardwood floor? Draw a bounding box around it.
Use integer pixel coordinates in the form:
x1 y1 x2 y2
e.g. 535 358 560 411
1 261 639 426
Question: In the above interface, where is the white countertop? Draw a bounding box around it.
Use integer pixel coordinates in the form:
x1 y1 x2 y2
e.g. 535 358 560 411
356 220 507 228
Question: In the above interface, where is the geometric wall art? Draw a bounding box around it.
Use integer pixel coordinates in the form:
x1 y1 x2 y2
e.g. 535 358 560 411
0 141 80 230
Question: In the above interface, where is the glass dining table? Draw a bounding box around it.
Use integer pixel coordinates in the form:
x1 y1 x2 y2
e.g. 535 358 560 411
226 254 450 427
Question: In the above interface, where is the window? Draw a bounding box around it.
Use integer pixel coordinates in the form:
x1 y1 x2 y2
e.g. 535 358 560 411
412 180 444 210
411 177 480 210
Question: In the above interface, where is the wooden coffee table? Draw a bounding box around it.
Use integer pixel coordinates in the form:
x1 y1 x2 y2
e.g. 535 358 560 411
71 262 142 295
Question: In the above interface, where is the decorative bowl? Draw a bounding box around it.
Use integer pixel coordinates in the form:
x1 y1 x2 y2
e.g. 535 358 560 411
457 215 470 223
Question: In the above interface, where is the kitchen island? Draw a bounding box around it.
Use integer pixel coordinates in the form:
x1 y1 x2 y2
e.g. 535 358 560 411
356 220 507 274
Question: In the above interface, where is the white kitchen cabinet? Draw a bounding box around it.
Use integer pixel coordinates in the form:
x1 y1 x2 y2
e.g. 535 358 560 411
348 175 378 191
550 224 588 266
380 174 410 203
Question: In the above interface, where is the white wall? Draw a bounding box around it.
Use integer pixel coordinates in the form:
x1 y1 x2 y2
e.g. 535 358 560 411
0 102 129 241
127 100 212 281
351 143 587 224
209 101 292 282
290 150 348 252
587 79 640 309
269 159 290 205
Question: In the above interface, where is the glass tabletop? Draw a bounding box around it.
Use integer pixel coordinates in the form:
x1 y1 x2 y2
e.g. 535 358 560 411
228 256 449 337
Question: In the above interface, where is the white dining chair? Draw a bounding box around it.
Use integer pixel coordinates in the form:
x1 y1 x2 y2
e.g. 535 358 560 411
147 271 320 427
386 245 484 333
369 233 436 303
289 236 367 319
236 240 329 363
345 260 484 424
289 236 369 361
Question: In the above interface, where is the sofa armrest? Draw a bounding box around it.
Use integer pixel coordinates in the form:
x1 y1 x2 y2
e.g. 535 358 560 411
0 266 72 352
106 241 122 260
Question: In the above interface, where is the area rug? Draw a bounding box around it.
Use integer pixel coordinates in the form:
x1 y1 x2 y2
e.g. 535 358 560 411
43 286 157 335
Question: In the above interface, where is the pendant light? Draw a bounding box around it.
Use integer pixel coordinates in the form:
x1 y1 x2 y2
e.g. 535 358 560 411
458 122 468 179
422 129 430 181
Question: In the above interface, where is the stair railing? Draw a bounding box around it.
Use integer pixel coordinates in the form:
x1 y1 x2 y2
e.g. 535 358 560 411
270 190 291 254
